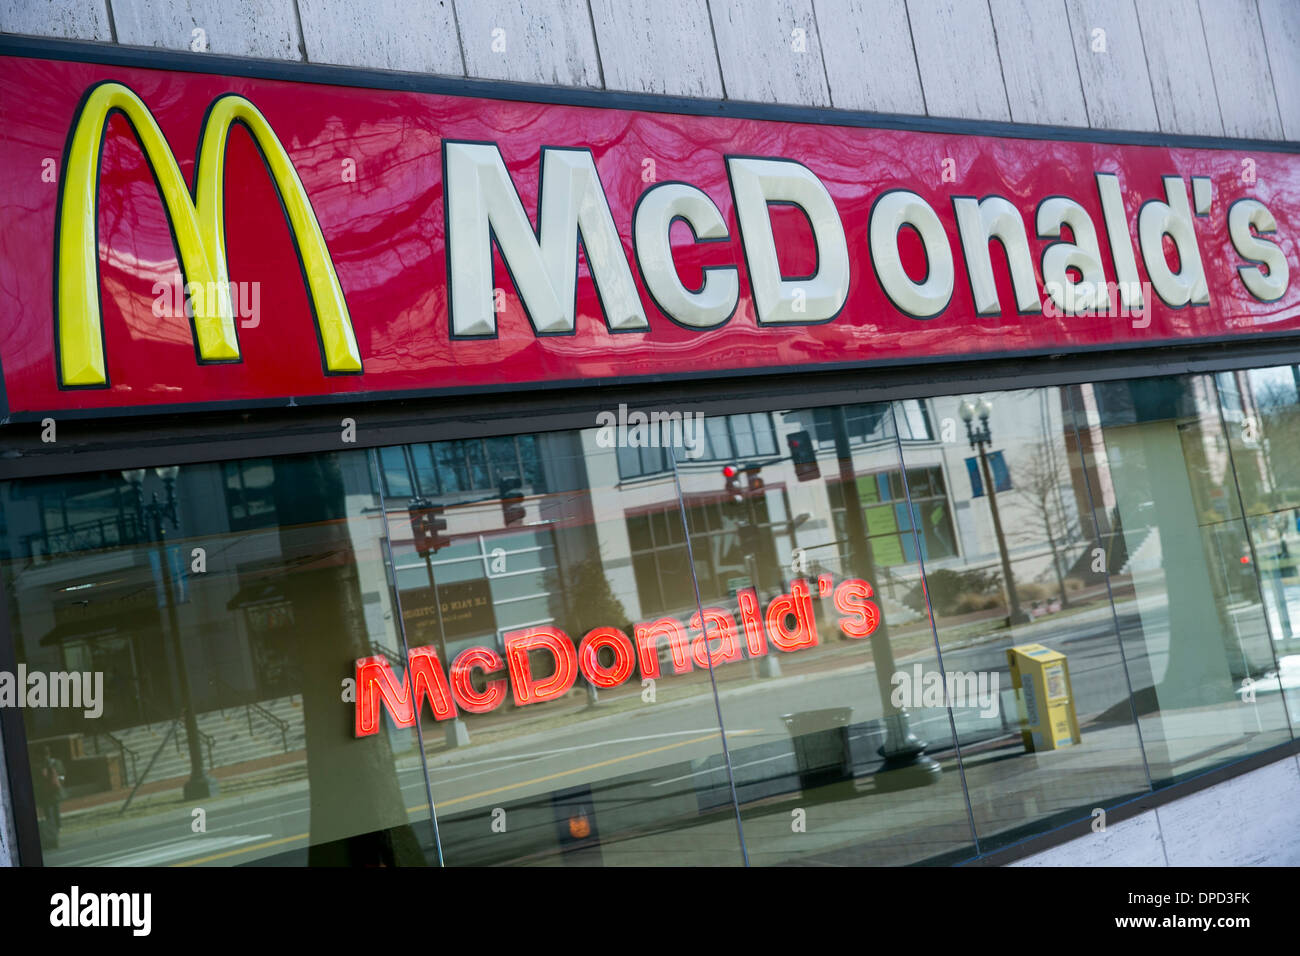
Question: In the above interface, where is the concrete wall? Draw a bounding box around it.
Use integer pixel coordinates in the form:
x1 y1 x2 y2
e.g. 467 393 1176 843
0 0 1297 867
1013 753 1300 866
1 0 1297 138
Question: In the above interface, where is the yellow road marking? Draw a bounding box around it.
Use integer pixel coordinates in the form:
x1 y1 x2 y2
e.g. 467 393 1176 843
430 729 756 808
172 729 750 866
174 833 309 867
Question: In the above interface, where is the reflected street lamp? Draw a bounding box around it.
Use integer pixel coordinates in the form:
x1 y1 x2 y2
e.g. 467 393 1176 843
959 398 1029 625
123 466 218 800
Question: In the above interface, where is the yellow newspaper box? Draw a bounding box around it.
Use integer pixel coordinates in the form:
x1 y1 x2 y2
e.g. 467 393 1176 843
1007 643 1080 752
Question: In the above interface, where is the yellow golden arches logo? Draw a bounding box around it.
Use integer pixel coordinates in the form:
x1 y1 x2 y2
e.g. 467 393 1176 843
55 81 362 388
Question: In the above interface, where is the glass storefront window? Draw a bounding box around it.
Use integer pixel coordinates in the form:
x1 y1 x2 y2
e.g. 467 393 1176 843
380 430 743 866
672 403 975 865
1073 374 1295 787
3 368 1296 866
1220 367 1300 670
892 388 1151 850
2 453 433 866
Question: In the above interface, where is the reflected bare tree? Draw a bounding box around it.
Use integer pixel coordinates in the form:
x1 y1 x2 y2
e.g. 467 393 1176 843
1012 440 1082 607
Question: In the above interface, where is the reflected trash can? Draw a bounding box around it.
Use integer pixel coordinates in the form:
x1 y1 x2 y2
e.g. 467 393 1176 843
781 707 853 791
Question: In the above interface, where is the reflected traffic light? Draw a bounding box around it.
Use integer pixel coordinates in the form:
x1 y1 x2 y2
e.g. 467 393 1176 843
723 464 744 508
787 429 820 481
500 476 525 526
409 497 450 555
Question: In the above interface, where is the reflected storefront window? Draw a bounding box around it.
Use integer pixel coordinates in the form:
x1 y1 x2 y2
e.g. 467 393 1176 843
1220 367 1300 677
674 402 974 866
376 430 742 866
2 453 431 866
1075 374 1295 786
2 372 1296 867
895 388 1150 850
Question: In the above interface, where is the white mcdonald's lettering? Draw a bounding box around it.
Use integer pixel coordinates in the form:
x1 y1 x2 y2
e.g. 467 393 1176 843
444 142 649 338
725 157 850 324
445 151 1292 333
54 81 361 388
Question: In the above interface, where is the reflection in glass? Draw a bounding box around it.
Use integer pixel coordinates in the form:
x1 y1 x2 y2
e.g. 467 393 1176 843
382 429 742 866
899 387 1149 849
673 403 972 865
2 452 432 865
6 366 1298 868
1075 375 1293 786
1220 367 1300 686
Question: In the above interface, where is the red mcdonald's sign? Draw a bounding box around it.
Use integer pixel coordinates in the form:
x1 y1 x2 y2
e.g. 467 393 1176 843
0 51 1297 420
355 575 880 735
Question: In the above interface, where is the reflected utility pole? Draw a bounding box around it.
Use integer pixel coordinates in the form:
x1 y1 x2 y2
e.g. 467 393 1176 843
123 466 217 800
409 497 469 748
830 407 939 790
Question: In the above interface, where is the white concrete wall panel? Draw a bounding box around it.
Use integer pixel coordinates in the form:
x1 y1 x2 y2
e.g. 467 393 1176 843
708 0 831 106
1200 0 1283 139
907 0 1010 122
590 0 723 97
0 0 112 40
298 0 464 75
1258 0 1300 140
454 0 601 88
1014 753 1300 866
1157 756 1300 866
111 0 303 59
813 0 925 114
1134 0 1223 135
989 0 1089 126
1065 0 1160 130
1010 808 1168 866
0 0 1296 143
